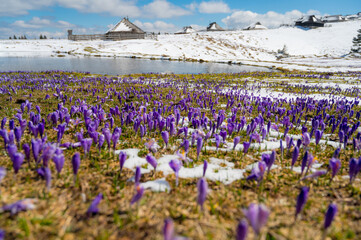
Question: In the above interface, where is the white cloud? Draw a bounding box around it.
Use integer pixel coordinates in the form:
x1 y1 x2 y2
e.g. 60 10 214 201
198 1 231 14
142 0 192 18
222 9 322 29
0 0 191 18
133 20 178 33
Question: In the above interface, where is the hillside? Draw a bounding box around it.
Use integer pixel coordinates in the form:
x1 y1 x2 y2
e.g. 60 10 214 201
1 20 360 71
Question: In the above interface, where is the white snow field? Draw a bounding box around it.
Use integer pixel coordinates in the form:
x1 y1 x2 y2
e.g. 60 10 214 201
1 20 360 72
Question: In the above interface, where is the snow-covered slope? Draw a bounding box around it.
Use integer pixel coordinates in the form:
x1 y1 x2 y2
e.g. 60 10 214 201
0 20 360 71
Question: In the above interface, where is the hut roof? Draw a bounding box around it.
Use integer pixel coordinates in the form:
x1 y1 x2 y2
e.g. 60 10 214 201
175 26 195 34
106 18 145 34
244 22 268 30
207 22 224 31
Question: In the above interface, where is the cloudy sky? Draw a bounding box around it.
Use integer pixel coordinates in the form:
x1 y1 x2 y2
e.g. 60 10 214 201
0 0 359 39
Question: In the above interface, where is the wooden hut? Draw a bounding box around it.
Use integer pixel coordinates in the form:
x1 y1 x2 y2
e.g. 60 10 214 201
105 18 145 40
295 15 324 28
321 15 345 23
67 18 145 41
207 22 224 31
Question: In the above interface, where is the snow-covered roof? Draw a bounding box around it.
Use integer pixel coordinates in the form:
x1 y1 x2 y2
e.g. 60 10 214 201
106 18 145 34
244 22 268 30
175 26 196 34
207 22 224 31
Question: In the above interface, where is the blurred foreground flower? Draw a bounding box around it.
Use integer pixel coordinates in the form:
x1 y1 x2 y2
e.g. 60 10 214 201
86 193 103 217
1 199 37 215
244 203 269 235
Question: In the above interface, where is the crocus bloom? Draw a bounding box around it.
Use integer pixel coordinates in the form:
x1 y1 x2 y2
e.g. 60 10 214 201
243 142 250 154
130 185 144 205
329 158 341 181
52 150 65 175
23 143 30 163
81 138 93 156
176 149 191 163
135 166 141 185
13 152 24 174
196 137 203 160
86 193 103 217
302 170 327 180
169 159 182 186
0 167 6 183
119 151 127 172
247 161 266 183
324 203 337 230
146 154 157 170
203 160 208 177
1 198 37 215
197 177 208 210
302 132 310 147
291 146 299 170
244 203 270 235
6 144 17 161
315 130 323 145
72 152 81 176
295 187 309 219
349 158 358 183
0 229 4 240
233 136 240 150
236 219 248 240
44 167 51 190
161 131 169 147
145 138 160 153
163 218 175 240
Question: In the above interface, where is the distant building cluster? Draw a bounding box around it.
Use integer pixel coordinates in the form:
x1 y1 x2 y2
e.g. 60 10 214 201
66 12 361 41
295 12 361 28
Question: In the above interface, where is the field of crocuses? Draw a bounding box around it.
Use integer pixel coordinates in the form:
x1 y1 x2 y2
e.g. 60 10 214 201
0 70 361 240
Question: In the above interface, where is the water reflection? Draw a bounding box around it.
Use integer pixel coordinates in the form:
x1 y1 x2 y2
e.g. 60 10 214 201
0 56 273 74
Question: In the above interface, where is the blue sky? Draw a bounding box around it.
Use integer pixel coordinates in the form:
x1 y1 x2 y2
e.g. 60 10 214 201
0 0 359 39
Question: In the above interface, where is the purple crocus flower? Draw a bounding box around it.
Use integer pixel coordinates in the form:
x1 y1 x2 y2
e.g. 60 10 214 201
72 152 81 181
31 138 41 163
169 159 182 186
86 193 103 217
6 144 17 161
130 185 144 205
247 161 266 183
81 138 93 156
291 146 299 170
98 134 105 151
135 166 141 186
349 158 358 183
23 143 30 163
146 154 157 171
44 167 51 190
243 142 250 154
13 152 24 174
119 151 127 173
315 130 323 145
244 203 270 235
197 177 208 210
302 170 327 180
1 198 37 215
161 131 169 147
145 138 160 153
233 136 240 150
0 167 6 183
329 158 341 181
196 137 203 160
302 132 310 147
163 218 174 240
14 127 22 144
214 134 221 150
203 160 208 177
0 229 4 240
52 149 65 175
236 219 248 240
324 203 337 230
295 187 309 219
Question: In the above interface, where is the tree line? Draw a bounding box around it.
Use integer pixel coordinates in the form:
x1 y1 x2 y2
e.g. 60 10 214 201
9 34 48 40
